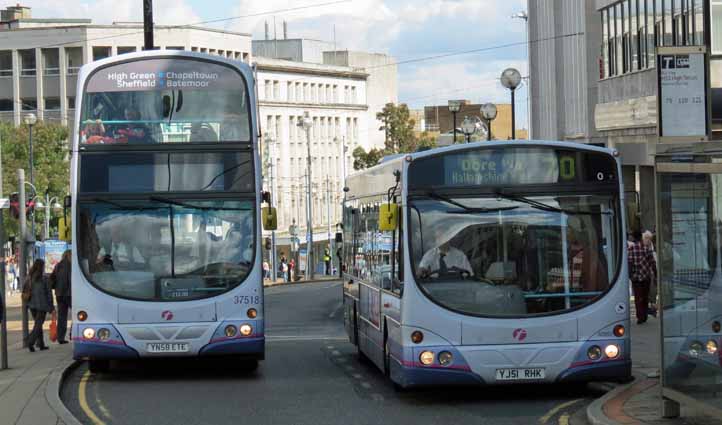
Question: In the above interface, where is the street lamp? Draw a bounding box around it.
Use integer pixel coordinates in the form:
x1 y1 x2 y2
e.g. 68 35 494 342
480 103 498 141
23 113 37 238
35 193 62 241
264 133 278 282
460 116 483 143
500 68 522 140
512 11 531 139
448 100 461 143
297 111 314 279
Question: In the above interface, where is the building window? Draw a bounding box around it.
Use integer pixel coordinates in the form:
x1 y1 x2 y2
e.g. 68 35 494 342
334 85 339 103
44 97 61 110
66 47 82 75
351 86 357 104
296 82 302 102
288 82 294 102
92 46 111 61
264 80 272 101
21 98 37 111
42 48 60 76
0 51 11 77
68 96 76 109
647 0 656 67
166 46 184 50
0 99 13 112
19 49 36 76
273 81 280 100
289 116 296 141
118 46 137 55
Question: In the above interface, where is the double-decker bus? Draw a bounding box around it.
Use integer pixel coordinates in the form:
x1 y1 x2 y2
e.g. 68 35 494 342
70 51 274 373
342 141 631 388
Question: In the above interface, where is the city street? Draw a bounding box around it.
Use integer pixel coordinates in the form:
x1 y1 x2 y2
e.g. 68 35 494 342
60 281 601 425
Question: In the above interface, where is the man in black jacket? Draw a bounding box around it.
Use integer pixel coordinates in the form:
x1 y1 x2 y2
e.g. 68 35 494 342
50 250 72 344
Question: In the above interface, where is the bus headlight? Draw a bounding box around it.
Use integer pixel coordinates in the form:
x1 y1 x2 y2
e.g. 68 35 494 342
82 328 96 340
247 308 258 319
438 351 453 366
706 340 718 355
239 324 253 336
689 341 704 357
587 346 602 360
97 328 111 341
225 325 237 337
604 344 620 359
419 351 434 365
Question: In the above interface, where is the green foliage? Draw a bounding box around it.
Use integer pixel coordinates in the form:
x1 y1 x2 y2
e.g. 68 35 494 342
1 121 70 240
353 103 438 170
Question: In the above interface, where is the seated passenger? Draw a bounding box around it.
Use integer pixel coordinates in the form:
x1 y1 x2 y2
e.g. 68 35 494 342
114 106 150 144
418 241 473 278
82 119 109 144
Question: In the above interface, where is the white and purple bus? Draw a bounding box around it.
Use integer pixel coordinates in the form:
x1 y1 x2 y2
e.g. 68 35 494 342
342 141 631 388
70 51 271 373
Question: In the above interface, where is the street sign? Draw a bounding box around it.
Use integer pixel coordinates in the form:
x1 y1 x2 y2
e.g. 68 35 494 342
0 198 8 209
658 46 708 141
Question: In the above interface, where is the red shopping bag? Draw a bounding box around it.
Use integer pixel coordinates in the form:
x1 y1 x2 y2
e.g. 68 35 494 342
49 312 58 343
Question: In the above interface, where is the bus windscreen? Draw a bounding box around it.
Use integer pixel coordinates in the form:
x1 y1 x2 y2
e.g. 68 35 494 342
80 58 251 144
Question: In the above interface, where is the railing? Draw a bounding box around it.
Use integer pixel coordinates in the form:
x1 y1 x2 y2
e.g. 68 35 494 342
0 70 11 77
44 67 60 76
20 69 36 77
67 66 80 76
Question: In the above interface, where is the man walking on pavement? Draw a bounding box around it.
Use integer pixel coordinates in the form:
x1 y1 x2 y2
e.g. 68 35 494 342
50 250 72 344
628 230 656 324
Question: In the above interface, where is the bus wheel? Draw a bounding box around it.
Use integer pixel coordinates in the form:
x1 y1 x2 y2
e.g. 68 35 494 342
88 359 110 374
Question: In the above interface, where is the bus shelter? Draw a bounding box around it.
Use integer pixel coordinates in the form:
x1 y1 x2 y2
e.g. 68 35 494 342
656 143 722 419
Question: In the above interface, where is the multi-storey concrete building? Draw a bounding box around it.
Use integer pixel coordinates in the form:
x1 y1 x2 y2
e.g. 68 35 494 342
0 5 252 127
528 0 707 230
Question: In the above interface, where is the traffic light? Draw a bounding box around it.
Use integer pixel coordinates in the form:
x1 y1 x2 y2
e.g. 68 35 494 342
264 237 272 251
8 193 34 219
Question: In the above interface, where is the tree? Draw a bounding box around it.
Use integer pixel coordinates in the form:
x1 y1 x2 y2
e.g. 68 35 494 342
1 121 70 241
353 103 438 170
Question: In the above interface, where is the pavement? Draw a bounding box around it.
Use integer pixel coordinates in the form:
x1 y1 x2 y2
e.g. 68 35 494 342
586 311 720 425
0 291 79 425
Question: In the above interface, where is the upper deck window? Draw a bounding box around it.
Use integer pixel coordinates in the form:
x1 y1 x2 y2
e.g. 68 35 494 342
80 57 251 145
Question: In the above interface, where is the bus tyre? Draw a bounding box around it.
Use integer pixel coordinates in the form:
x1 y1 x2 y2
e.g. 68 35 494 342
88 360 110 374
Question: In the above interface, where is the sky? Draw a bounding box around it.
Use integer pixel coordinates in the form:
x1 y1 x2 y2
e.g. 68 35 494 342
20 0 530 129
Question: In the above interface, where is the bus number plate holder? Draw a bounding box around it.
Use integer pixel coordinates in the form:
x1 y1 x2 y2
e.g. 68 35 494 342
495 368 545 381
147 343 190 353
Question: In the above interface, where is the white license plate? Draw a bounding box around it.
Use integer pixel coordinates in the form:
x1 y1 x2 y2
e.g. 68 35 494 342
495 368 546 381
146 342 190 353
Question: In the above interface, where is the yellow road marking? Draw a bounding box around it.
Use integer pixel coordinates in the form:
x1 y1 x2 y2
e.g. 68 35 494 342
79 369 107 425
559 413 570 425
539 399 583 424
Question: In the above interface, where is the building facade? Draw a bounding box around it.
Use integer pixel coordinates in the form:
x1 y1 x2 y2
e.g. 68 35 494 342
528 0 709 230
528 0 603 144
256 57 370 248
423 100 527 141
0 6 252 127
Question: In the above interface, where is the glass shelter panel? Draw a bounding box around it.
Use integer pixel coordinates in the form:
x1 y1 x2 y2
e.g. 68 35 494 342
659 171 722 412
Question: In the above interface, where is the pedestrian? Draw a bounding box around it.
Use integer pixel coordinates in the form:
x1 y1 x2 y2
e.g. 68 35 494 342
24 259 54 352
281 260 288 283
324 248 331 276
642 230 658 318
8 257 17 292
262 260 270 280
50 250 72 344
337 247 343 278
288 258 295 282
628 230 656 325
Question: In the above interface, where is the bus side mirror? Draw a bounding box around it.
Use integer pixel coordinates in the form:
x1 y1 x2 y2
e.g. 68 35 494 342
262 207 278 231
379 203 399 231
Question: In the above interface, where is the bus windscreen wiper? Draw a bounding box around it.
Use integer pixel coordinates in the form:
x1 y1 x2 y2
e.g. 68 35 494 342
493 191 611 216
421 192 519 213
149 196 251 211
